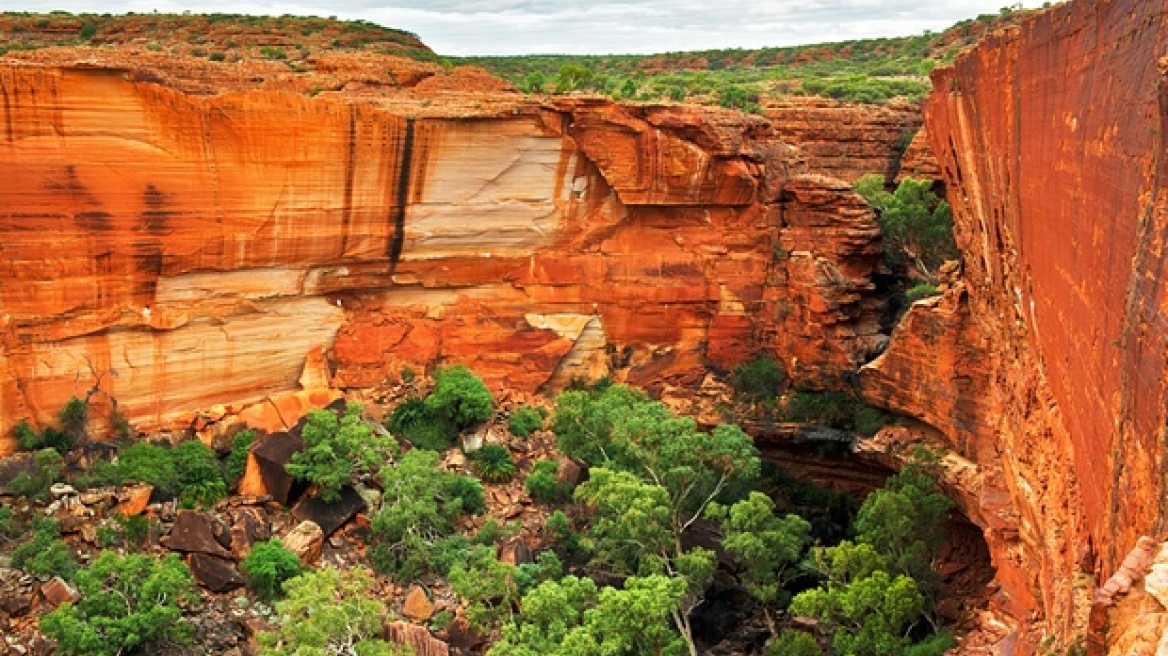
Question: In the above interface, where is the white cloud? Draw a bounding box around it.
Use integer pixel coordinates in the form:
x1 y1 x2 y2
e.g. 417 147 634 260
0 0 1037 55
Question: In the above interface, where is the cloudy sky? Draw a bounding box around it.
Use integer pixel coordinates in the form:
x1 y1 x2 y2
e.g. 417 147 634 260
0 0 1036 55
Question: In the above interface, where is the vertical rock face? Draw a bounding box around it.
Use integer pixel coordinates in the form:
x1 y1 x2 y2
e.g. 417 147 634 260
866 0 1168 643
0 62 888 451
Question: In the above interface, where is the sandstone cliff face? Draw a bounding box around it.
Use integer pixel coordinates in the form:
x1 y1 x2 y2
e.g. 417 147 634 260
863 0 1168 646
765 97 922 184
0 62 887 453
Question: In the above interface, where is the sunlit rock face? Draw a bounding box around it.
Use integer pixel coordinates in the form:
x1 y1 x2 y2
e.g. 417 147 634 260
0 63 888 453
862 0 1168 647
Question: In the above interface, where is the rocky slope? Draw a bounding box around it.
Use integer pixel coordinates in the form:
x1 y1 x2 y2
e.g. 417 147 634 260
861 0 1168 649
0 48 890 454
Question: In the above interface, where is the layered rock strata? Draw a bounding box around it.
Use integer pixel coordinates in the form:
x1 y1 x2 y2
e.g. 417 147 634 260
863 0 1168 648
0 62 887 453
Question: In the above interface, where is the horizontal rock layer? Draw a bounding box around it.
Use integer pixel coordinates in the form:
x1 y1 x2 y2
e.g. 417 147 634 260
0 62 889 452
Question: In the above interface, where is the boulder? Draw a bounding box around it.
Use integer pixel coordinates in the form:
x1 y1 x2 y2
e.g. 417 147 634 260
498 540 532 566
291 485 365 537
282 520 324 566
189 552 245 593
237 431 303 504
167 510 232 558
444 615 484 656
115 484 154 517
385 621 449 656
401 586 434 622
229 507 271 560
39 577 79 609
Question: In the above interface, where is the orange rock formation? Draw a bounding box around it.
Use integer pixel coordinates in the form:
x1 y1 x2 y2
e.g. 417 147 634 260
0 57 888 454
862 0 1168 648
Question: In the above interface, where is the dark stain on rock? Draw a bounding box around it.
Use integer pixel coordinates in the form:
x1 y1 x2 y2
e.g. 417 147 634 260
142 184 175 234
75 210 112 232
387 118 414 273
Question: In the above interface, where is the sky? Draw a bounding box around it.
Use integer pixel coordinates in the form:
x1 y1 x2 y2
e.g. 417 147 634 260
0 0 1036 56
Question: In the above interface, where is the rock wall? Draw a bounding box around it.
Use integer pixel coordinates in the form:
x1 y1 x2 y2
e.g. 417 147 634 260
765 97 923 184
863 0 1168 647
0 62 887 453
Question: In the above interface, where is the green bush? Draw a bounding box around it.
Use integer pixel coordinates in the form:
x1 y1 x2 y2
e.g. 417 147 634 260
257 566 410 656
223 429 257 485
59 396 89 447
905 283 941 303
769 630 823 655
240 539 302 600
369 450 484 580
10 448 64 501
855 176 957 280
0 506 19 540
425 365 493 433
287 403 396 502
730 356 786 403
525 460 571 503
40 552 197 656
14 419 38 450
117 514 151 549
508 406 544 438
112 442 180 498
13 516 77 580
471 445 516 484
172 440 227 508
78 22 97 40
387 398 455 451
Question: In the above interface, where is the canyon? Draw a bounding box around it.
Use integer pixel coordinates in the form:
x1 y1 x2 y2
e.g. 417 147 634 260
1 0 1167 652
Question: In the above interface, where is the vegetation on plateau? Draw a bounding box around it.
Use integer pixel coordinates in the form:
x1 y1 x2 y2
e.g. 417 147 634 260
455 8 1033 107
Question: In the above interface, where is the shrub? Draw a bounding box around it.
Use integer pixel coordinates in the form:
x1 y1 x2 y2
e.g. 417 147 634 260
40 552 197 656
369 450 484 580
10 448 64 501
59 396 89 446
730 356 786 403
117 514 151 548
287 403 396 502
0 506 19 540
387 398 454 451
769 630 822 656
905 283 941 303
525 460 571 503
208 51 226 62
472 445 516 484
240 539 302 600
854 176 957 280
257 566 409 656
223 429 257 486
14 419 38 450
508 406 544 438
78 22 97 40
172 440 227 508
425 365 493 432
13 516 78 580
113 442 180 498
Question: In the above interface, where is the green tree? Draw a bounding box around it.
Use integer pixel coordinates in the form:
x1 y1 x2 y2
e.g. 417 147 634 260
769 630 822 655
508 406 545 438
525 460 571 503
172 439 227 508
287 403 395 502
223 429 257 486
59 396 88 450
490 575 598 656
13 516 77 580
729 356 786 403
240 539 302 600
855 176 957 280
10 448 64 501
520 71 546 93
425 366 493 433
790 570 925 656
554 63 593 93
707 491 812 635
258 566 412 656
369 449 484 580
40 552 197 656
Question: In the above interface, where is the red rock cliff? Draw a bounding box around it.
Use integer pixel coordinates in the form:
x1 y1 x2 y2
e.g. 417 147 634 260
0 61 887 451
864 0 1168 646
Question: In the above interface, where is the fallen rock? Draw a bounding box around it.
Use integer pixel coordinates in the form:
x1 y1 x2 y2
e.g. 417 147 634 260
39 577 79 609
0 592 32 617
402 586 434 622
444 615 484 656
238 431 303 504
498 540 532 566
115 484 154 517
556 456 585 488
49 483 77 498
229 507 271 560
188 552 245 593
291 486 365 537
386 621 449 656
167 510 233 558
282 520 324 565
